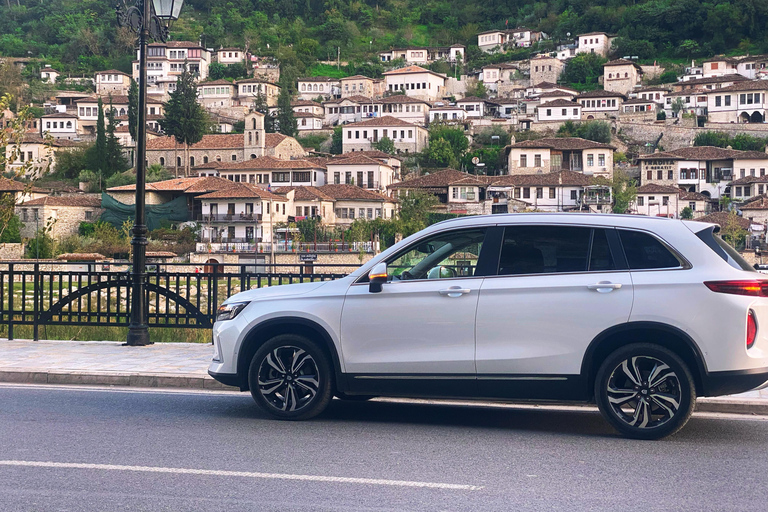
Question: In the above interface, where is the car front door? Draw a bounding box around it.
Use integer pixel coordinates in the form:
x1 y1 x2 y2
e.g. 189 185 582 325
340 227 492 395
474 224 634 400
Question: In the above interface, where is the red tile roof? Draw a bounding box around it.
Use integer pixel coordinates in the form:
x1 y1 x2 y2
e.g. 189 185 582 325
146 134 244 151
213 156 325 170
508 137 615 151
196 182 287 201
694 211 751 228
317 184 395 202
389 169 478 189
636 184 683 194
326 154 391 168
107 176 234 193
21 195 102 207
346 115 419 128
274 186 335 202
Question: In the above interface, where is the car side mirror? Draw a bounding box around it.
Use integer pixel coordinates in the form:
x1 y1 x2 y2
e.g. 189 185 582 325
369 262 387 293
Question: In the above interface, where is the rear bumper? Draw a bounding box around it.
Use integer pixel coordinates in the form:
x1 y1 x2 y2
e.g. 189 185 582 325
703 368 768 397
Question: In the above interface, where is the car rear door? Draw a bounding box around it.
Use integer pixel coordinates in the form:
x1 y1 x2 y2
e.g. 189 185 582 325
474 224 634 400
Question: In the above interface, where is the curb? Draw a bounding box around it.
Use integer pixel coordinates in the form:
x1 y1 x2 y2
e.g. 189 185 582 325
0 370 238 391
0 369 766 416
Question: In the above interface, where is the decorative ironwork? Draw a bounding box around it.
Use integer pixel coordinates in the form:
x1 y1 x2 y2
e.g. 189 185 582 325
116 0 169 42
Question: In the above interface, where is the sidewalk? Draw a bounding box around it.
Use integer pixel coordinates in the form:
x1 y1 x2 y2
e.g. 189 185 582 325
0 339 766 415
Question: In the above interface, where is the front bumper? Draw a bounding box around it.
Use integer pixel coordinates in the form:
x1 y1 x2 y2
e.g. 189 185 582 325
703 368 768 397
207 370 242 390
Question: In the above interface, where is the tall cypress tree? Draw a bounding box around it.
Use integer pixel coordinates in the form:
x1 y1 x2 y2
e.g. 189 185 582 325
86 97 108 175
276 76 297 137
160 62 210 177
105 100 128 176
252 91 274 133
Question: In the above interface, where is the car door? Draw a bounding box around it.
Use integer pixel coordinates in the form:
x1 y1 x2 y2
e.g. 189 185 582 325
340 227 492 394
474 224 634 400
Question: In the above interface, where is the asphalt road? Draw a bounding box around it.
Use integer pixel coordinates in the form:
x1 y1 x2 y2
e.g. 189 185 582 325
1 384 767 512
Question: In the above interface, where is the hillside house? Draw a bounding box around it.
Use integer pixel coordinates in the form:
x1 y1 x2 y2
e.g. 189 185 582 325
383 66 446 101
576 32 616 57
507 137 615 178
342 116 428 154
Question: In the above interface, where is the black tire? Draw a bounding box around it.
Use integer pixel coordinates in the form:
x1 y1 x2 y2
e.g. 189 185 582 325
594 343 696 440
335 392 377 401
248 334 333 420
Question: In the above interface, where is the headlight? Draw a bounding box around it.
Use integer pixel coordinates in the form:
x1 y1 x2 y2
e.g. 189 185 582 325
216 301 250 322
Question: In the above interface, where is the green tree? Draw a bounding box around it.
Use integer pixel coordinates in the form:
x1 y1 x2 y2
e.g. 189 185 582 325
671 97 686 117
160 64 210 177
423 137 456 168
397 189 439 236
252 91 274 132
0 214 22 243
330 125 343 154
561 53 607 88
720 211 748 249
580 121 612 144
610 170 637 214
373 136 396 154
105 101 129 177
465 80 487 99
276 78 297 136
128 79 139 143
428 124 468 162
26 230 56 259
86 97 108 174
681 206 693 220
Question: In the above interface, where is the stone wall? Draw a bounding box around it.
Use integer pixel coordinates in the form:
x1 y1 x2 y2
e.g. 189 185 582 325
0 243 23 260
445 77 467 98
206 106 247 121
619 118 768 152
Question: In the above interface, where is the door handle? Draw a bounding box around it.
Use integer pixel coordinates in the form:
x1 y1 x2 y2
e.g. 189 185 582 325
587 282 622 292
438 287 471 297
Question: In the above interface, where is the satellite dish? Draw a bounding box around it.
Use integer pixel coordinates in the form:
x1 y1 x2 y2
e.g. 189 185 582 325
472 157 480 165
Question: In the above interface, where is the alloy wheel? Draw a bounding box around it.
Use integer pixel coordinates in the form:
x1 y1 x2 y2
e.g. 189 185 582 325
605 355 682 429
257 346 320 412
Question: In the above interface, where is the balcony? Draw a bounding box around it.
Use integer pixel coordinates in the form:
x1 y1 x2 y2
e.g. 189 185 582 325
197 213 263 223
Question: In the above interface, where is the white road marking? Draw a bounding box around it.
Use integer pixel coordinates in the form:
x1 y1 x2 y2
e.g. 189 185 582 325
0 460 483 491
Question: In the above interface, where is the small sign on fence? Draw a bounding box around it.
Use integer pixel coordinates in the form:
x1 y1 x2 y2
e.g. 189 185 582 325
300 254 318 262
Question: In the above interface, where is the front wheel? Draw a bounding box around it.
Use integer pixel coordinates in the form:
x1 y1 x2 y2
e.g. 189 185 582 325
595 343 696 440
248 335 333 420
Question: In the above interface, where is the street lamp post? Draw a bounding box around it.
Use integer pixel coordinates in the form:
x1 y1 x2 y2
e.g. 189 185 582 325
117 0 183 346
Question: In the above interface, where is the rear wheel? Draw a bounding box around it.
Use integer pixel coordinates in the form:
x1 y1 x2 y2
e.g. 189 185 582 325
248 334 333 420
595 343 696 440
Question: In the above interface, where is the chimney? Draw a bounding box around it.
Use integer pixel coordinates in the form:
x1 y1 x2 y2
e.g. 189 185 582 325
654 148 660 153
726 145 733 150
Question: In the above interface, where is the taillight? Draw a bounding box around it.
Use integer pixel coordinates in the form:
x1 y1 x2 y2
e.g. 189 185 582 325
704 280 768 296
747 310 757 349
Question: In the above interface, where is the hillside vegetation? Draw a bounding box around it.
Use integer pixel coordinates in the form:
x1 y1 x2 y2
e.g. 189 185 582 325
2 0 767 75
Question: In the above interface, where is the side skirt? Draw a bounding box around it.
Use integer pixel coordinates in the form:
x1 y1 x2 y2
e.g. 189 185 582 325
343 374 589 402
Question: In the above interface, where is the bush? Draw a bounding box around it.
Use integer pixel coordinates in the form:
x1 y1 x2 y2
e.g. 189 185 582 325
105 171 136 189
78 222 96 237
25 231 55 259
657 111 666 120
1 215 22 243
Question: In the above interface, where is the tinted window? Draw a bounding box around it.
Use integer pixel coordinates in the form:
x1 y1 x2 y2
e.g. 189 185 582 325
387 228 486 281
499 226 590 275
619 230 681 270
590 229 616 271
696 225 756 272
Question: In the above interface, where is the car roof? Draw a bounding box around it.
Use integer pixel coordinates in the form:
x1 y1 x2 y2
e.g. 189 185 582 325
429 212 685 229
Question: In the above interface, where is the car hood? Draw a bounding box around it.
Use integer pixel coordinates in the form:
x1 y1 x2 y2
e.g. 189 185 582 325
223 280 331 304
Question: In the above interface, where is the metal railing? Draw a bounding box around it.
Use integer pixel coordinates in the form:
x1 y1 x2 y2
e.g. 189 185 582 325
0 261 358 340
197 213 263 223
196 241 379 253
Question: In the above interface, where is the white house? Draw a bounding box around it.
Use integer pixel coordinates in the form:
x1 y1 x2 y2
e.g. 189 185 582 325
429 106 467 123
383 66 446 101
342 116 428 155
536 99 582 122
297 76 340 100
295 112 324 132
325 153 398 191
197 182 289 244
633 184 709 218
576 32 616 57
339 75 384 99
507 137 615 178
216 47 245 66
134 41 212 83
323 96 381 126
379 95 430 125
664 90 708 117
95 70 132 95
40 66 59 84
577 90 625 119
197 79 237 108
40 112 78 139
706 80 768 124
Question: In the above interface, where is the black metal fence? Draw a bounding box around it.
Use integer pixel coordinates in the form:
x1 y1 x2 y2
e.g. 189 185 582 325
0 261 357 340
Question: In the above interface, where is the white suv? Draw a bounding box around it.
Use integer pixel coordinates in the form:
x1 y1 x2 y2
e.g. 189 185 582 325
209 214 768 439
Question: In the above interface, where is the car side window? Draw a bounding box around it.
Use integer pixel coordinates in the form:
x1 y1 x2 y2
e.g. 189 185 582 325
589 228 616 271
499 225 591 275
618 229 682 270
388 228 486 281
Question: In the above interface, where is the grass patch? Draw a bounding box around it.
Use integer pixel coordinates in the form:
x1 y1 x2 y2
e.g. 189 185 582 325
307 63 348 79
2 324 211 343
297 133 331 150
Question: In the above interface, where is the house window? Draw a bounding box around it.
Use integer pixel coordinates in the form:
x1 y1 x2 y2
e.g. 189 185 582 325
657 170 663 180
638 196 645 206
570 190 577 201
520 155 527 167
667 170 673 180
523 187 530 199
587 154 594 166
598 154 605 167
536 187 543 199
662 196 669 206
647 170 652 180
725 95 731 106
514 188 521 199
549 187 556 199
689 202 696 211
534 154 541 167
